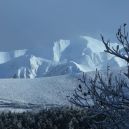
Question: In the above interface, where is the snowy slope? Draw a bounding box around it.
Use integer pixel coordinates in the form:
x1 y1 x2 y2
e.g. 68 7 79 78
0 67 127 111
0 36 126 78
0 55 52 79
0 75 78 110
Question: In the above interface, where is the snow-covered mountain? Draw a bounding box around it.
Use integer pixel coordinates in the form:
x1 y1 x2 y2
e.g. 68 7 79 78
0 36 126 78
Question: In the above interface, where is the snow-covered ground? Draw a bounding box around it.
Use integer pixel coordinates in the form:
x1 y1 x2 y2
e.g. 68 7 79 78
0 67 127 112
0 74 78 111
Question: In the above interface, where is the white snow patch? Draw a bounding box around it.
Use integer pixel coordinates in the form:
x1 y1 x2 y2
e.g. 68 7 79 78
53 40 70 62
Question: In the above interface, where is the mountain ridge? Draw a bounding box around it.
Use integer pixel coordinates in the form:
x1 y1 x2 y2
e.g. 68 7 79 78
0 36 125 78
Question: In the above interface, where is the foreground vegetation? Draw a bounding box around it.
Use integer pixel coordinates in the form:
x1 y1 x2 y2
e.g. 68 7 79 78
0 100 128 129
0 107 106 129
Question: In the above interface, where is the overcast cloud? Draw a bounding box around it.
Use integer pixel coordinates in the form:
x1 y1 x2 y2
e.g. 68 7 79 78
0 0 129 50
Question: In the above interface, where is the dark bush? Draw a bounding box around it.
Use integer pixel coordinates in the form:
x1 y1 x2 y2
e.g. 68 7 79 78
0 107 97 129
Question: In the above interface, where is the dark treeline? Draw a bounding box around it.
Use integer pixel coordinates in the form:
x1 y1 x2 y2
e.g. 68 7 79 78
0 107 100 129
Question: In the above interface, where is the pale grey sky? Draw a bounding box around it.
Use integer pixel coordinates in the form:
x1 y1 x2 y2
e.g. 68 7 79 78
0 0 129 50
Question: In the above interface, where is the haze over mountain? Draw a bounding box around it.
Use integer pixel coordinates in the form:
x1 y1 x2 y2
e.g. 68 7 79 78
0 0 129 50
0 36 125 79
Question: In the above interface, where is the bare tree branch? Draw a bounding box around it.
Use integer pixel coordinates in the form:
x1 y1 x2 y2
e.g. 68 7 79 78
101 24 129 78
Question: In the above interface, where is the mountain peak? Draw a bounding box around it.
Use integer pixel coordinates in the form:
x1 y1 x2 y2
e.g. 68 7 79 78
53 39 70 62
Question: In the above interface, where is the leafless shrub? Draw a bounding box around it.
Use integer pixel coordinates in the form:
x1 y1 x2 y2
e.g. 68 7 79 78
70 69 129 129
